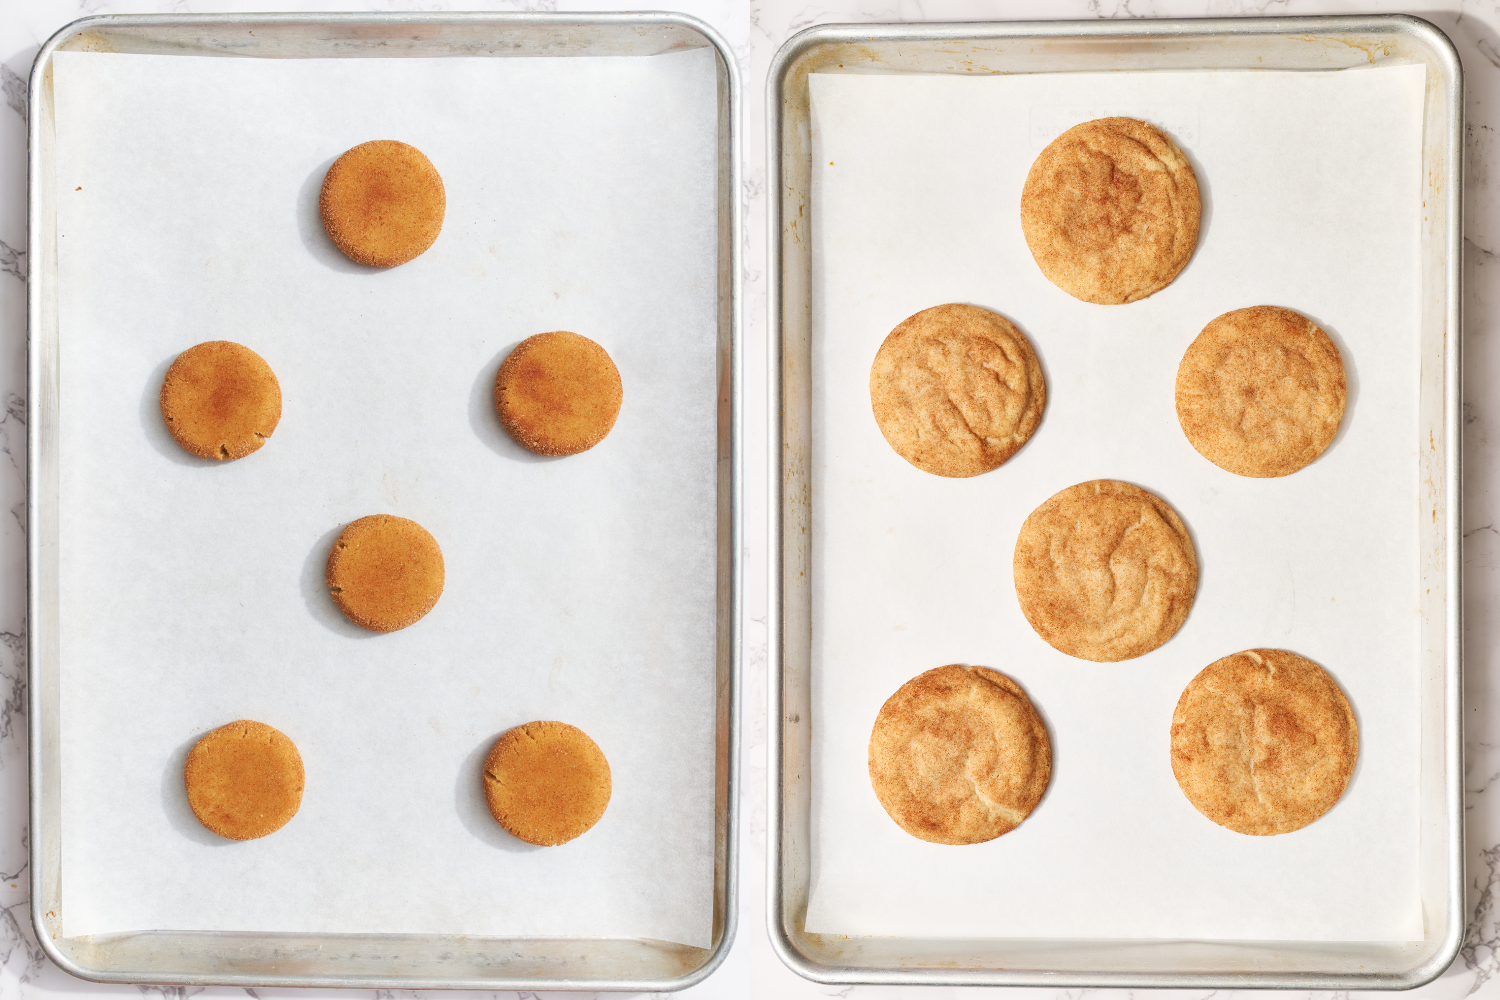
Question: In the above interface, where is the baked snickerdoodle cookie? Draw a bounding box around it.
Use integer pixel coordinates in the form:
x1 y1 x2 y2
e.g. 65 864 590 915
483 721 612 846
183 720 304 841
320 140 445 267
869 303 1046 478
495 332 623 456
868 665 1050 845
1176 306 1347 478
1013 479 1197 662
1171 648 1358 836
325 514 444 632
1021 117 1200 304
158 341 281 461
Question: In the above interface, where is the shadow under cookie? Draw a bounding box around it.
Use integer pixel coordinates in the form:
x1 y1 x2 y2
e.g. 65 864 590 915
869 303 1046 478
158 341 281 462
482 720 611 846
494 332 623 457
1013 479 1198 662
1170 648 1358 836
324 514 445 633
1176 305 1348 478
319 140 446 268
183 720 305 841
1021 117 1201 305
868 664 1051 845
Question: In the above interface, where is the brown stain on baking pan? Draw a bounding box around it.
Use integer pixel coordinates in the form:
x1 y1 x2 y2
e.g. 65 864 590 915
63 31 116 53
1313 34 1396 63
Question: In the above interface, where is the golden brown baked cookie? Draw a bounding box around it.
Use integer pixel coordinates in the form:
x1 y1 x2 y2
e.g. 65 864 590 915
184 720 304 841
869 303 1046 478
158 341 281 461
1014 480 1197 662
495 332 623 456
1171 648 1358 836
1176 306 1347 477
868 665 1050 845
1020 117 1200 304
320 140 445 267
483 721 612 846
325 514 444 632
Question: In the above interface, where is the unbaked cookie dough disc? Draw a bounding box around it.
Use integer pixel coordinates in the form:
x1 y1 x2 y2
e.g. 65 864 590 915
184 720 304 841
325 514 445 633
869 303 1046 478
158 340 281 461
483 721 612 846
868 665 1051 845
1014 479 1198 662
1176 306 1347 477
1020 117 1201 304
319 140 445 267
1171 648 1358 836
495 331 623 457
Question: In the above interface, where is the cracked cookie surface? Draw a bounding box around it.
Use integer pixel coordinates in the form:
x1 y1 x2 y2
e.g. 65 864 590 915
1021 117 1200 304
868 665 1050 845
158 340 281 461
325 514 444 632
1176 306 1347 477
483 720 611 846
1171 649 1357 836
869 303 1045 478
184 720 304 841
1013 479 1197 662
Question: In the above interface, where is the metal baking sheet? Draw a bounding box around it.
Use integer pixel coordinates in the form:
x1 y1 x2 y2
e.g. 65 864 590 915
27 11 740 991
768 15 1461 989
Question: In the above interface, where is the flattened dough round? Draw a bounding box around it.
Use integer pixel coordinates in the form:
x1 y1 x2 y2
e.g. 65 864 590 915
868 665 1051 845
184 720 304 841
1014 479 1198 662
1171 648 1358 836
483 720 612 846
1021 117 1201 304
320 140 445 267
158 341 281 461
495 332 623 457
869 303 1046 478
325 514 444 632
1176 306 1347 477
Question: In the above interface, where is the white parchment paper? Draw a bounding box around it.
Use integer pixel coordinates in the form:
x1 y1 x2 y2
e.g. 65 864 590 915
805 66 1426 942
53 48 719 947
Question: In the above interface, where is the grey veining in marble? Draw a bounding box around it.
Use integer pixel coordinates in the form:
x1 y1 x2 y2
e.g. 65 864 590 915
1 70 24 128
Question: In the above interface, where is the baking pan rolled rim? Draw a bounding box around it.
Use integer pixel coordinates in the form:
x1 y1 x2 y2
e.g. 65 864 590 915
767 13 1462 990
27 9 741 992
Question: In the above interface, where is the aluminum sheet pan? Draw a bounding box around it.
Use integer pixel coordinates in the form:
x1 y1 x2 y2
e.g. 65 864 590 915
28 11 740 992
768 14 1462 989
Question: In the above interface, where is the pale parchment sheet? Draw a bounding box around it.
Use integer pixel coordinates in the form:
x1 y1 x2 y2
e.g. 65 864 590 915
53 48 718 947
805 65 1427 942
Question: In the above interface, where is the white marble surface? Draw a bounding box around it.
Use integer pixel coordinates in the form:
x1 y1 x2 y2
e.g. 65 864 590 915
3 0 1500 996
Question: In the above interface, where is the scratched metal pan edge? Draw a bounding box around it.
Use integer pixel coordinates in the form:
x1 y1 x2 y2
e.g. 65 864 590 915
767 14 1461 989
26 11 741 991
